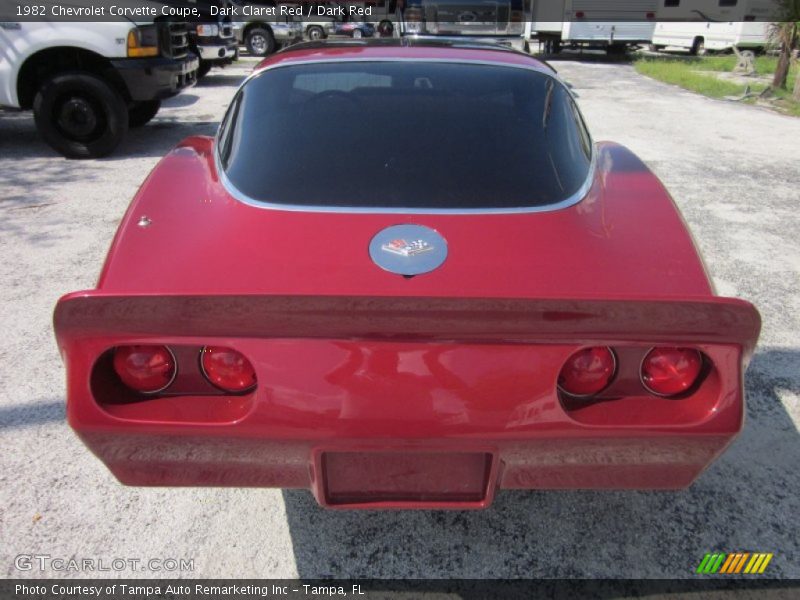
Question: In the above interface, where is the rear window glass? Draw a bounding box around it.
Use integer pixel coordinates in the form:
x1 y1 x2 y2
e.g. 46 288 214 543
218 61 592 210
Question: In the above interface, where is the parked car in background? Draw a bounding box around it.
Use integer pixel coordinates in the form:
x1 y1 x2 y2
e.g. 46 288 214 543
0 17 197 158
229 0 303 55
333 21 376 38
55 39 761 510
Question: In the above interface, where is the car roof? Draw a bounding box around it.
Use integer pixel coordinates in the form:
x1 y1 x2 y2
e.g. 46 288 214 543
252 38 556 76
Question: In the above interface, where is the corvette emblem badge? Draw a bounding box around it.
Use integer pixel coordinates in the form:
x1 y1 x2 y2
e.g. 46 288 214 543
369 225 447 276
381 238 434 257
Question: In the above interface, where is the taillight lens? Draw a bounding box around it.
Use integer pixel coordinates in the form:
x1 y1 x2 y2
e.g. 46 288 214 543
641 347 703 396
113 345 176 393
200 346 257 393
558 347 616 397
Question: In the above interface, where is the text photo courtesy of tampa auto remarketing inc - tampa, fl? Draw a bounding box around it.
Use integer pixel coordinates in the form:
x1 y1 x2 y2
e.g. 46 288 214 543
0 0 799 597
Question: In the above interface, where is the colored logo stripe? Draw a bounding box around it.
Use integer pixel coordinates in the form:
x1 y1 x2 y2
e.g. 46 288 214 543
697 553 725 573
698 553 773 574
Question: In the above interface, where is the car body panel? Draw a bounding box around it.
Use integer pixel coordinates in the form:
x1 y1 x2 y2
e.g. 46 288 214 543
0 22 153 107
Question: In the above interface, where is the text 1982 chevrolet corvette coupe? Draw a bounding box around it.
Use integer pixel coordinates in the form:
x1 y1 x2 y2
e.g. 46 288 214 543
54 39 760 509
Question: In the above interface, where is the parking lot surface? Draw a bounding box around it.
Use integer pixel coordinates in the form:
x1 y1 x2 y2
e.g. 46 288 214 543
1 56 798 578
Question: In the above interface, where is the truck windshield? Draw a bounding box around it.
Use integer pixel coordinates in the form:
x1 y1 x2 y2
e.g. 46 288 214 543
218 61 593 210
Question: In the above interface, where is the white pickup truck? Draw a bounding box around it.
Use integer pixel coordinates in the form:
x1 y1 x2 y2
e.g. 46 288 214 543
0 8 199 158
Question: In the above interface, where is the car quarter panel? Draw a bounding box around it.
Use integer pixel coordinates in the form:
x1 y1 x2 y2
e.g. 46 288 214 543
94 137 713 299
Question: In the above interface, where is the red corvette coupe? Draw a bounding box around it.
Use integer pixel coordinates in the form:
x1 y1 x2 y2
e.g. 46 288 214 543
55 40 760 509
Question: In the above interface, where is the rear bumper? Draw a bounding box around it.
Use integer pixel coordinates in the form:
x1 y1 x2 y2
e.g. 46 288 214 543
110 55 199 102
76 430 739 510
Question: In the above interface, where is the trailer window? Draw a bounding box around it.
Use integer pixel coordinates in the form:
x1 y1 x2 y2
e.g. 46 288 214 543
219 61 593 210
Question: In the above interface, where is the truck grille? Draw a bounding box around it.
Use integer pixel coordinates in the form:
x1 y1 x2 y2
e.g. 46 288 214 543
157 20 190 59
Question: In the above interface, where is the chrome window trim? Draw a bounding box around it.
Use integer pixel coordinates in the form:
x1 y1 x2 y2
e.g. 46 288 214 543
214 58 597 215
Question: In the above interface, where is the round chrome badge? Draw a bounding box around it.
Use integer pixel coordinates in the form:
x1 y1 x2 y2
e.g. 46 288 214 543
369 224 448 276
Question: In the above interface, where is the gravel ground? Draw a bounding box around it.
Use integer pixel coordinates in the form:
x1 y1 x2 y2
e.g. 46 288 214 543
0 55 798 580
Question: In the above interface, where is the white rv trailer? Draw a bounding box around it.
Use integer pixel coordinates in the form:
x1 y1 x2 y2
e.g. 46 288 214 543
651 0 780 54
526 0 659 53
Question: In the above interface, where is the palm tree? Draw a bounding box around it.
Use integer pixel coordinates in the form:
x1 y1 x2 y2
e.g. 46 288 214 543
770 1 800 92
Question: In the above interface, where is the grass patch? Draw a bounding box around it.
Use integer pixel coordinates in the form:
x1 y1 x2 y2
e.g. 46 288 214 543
634 58 746 97
634 55 799 115
690 55 779 75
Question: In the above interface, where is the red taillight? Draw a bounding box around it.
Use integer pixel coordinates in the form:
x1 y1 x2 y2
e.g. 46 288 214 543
200 346 257 393
646 11 655 19
558 347 616 397
641 347 703 396
575 10 585 18
113 345 176 394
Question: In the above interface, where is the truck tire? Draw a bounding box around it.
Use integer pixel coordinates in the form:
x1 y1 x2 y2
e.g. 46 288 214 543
128 100 161 128
691 37 706 56
544 39 561 54
377 20 394 38
33 72 128 159
197 60 213 79
246 27 275 56
307 25 325 41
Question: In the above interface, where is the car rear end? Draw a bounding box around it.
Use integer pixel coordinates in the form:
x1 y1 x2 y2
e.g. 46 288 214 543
56 291 758 508
55 45 760 509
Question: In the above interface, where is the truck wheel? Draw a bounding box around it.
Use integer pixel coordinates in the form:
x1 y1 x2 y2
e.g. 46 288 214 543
544 39 562 54
377 20 394 37
197 60 213 80
128 100 161 128
307 25 325 40
691 37 706 56
33 72 128 159
246 27 275 56
606 44 627 56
